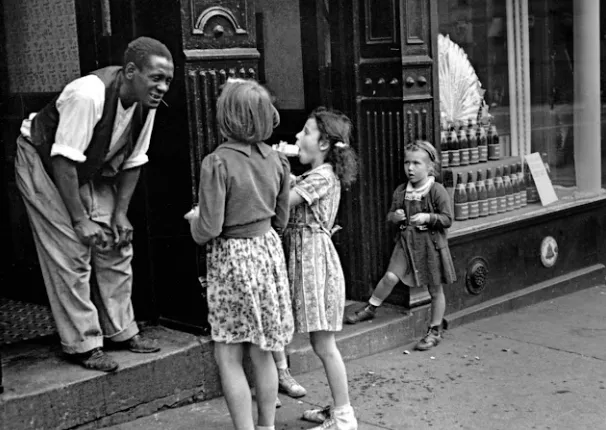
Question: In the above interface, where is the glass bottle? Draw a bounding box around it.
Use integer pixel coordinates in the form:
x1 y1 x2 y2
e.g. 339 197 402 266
466 171 479 219
495 166 507 213
458 127 470 166
454 172 469 221
511 163 521 209
503 165 514 212
525 162 540 203
467 119 479 164
476 169 489 217
517 162 527 207
448 126 460 167
477 124 488 163
440 130 449 168
486 167 498 216
488 124 501 160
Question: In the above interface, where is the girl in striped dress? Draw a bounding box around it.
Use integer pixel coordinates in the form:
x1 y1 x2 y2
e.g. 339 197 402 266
280 107 358 430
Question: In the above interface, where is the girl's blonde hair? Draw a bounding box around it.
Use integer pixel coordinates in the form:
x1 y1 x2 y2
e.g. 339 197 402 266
405 140 439 176
217 78 280 143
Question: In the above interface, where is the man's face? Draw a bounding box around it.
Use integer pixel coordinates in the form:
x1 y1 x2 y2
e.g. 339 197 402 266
130 55 174 109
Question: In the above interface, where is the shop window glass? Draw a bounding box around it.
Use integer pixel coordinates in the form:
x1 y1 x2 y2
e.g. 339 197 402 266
437 1 512 156
440 0 603 226
528 0 576 188
602 6 606 188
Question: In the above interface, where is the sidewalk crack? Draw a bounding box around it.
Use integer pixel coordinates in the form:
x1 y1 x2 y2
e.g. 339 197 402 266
467 328 606 362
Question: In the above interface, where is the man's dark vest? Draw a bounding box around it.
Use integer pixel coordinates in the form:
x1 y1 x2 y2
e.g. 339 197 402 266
29 66 149 184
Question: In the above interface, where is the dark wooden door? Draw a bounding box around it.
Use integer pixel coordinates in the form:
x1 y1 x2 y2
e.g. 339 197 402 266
344 0 439 303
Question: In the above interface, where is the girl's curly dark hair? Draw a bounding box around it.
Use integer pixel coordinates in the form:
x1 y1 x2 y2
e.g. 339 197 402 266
309 107 359 188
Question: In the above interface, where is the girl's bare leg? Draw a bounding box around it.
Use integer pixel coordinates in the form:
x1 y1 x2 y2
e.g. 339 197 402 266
371 271 400 302
250 344 278 427
310 331 349 407
214 342 254 430
427 283 446 327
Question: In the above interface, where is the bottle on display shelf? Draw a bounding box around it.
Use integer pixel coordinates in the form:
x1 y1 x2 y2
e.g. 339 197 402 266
458 127 470 166
440 130 449 168
517 162 527 207
495 166 507 213
448 126 460 167
525 162 540 203
467 119 479 164
453 172 469 221
477 124 488 162
485 167 498 216
466 171 479 220
502 165 515 212
476 169 489 217
510 163 521 209
487 124 501 160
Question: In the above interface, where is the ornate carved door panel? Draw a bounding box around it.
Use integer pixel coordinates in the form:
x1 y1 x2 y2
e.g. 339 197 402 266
347 0 439 304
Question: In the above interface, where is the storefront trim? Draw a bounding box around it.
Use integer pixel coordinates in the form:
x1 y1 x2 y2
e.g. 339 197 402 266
184 48 261 61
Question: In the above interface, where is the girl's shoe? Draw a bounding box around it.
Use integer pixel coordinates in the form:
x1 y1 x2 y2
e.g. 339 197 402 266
302 405 331 423
275 397 282 408
415 326 442 351
309 405 357 430
278 368 307 397
344 305 376 324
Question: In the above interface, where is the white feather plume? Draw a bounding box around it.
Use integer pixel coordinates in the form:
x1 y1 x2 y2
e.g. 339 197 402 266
438 34 484 125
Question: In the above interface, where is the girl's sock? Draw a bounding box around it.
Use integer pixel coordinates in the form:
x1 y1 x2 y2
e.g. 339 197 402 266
274 358 288 370
333 402 353 412
368 295 383 308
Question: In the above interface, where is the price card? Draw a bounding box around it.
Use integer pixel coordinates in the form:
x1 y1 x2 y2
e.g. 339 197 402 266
525 153 558 206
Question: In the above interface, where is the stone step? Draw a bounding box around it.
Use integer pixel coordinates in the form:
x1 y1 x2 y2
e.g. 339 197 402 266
0 326 220 430
2 264 601 429
287 302 428 375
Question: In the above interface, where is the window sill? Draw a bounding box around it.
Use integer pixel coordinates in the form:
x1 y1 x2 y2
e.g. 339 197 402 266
449 186 606 239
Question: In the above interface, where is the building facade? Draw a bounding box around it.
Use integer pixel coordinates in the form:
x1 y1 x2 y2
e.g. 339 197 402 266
1 0 605 345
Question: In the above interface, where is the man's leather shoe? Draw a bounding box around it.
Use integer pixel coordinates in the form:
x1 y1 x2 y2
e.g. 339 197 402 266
68 348 119 372
115 334 161 353
126 334 161 353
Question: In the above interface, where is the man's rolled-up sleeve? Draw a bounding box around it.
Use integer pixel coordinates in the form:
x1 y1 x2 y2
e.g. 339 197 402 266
50 75 104 163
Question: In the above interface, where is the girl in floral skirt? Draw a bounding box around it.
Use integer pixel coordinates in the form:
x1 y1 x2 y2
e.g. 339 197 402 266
186 78 293 430
278 107 358 430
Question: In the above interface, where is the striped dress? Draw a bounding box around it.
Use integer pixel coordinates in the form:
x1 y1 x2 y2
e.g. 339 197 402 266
284 163 345 333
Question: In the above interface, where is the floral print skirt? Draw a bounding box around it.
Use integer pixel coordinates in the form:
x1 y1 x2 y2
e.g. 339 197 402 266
206 229 294 351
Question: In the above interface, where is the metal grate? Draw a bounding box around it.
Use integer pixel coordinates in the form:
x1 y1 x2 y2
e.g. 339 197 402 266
0 298 56 346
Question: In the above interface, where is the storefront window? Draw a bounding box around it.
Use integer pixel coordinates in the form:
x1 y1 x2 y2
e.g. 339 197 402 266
438 0 603 230
438 1 512 155
528 0 575 187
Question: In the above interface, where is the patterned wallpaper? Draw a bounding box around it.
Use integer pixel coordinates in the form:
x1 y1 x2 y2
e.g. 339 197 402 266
3 0 81 93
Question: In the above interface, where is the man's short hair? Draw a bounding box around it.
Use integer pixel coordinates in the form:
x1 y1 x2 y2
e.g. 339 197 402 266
123 37 173 69
217 78 280 144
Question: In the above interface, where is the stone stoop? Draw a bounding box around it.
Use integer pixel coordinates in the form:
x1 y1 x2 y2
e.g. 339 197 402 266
2 265 602 430
285 264 606 376
286 302 427 375
0 326 221 430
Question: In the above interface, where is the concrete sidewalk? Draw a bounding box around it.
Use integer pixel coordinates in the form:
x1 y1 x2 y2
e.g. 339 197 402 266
104 284 606 430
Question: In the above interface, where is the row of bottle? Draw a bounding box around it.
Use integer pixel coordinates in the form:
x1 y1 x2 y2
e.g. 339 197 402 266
453 162 540 221
440 119 501 168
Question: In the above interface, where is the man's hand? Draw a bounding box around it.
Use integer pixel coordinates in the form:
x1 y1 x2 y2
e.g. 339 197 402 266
112 212 133 249
73 218 109 248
